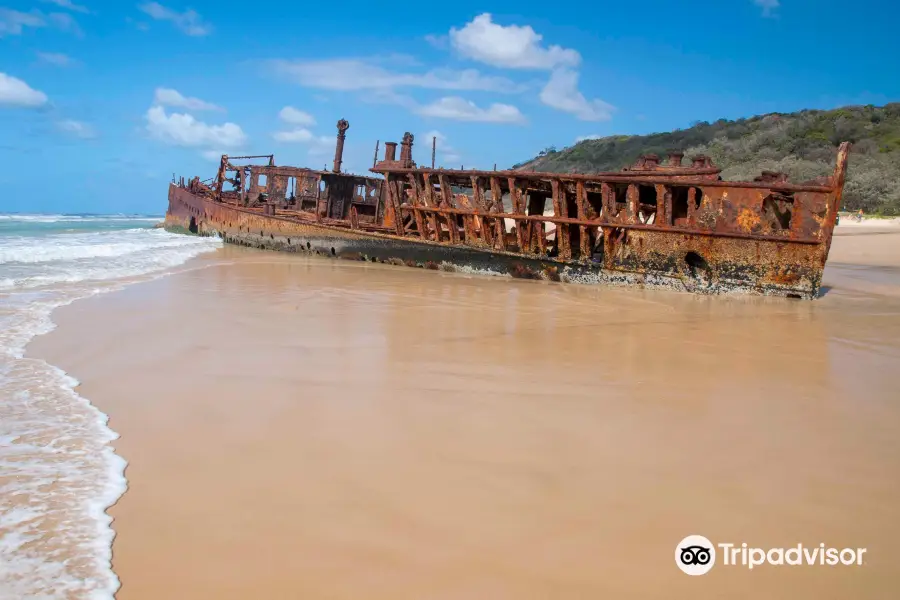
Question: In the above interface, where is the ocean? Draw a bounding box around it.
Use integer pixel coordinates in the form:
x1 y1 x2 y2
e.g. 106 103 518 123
0 214 222 599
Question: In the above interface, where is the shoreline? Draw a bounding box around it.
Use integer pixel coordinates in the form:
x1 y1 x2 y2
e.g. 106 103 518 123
1 230 223 599
23 230 900 599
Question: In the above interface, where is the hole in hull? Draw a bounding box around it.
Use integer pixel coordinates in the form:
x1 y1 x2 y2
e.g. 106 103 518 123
684 251 710 279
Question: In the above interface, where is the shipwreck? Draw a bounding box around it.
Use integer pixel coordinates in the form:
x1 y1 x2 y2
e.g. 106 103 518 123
165 119 850 299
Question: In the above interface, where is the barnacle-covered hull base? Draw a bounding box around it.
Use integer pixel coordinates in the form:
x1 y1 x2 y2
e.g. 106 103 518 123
165 121 850 300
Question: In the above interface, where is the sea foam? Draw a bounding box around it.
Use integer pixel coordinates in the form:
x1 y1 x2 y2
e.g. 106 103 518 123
0 215 221 599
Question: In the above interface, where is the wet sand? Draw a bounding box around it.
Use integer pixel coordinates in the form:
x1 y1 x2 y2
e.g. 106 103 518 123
29 224 900 599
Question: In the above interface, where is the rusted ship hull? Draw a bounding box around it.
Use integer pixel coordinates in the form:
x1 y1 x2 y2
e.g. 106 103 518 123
166 183 832 299
163 121 849 300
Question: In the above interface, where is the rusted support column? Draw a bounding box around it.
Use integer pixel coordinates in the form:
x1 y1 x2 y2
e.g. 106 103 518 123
332 119 349 174
457 193 477 245
576 181 591 259
314 176 324 223
349 205 359 230
489 176 506 250
422 173 435 206
249 171 259 201
656 184 667 226
471 176 492 246
385 174 404 236
412 197 427 239
551 179 571 261
399 133 414 166
601 182 614 221
421 173 439 241
507 177 527 252
406 174 427 239
526 193 547 255
438 174 459 244
382 181 394 230
825 142 851 247
214 154 227 202
384 142 397 162
687 187 698 224
537 217 547 255
627 184 638 223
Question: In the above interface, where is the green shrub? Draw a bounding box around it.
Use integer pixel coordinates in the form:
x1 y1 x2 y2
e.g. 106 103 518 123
514 102 900 212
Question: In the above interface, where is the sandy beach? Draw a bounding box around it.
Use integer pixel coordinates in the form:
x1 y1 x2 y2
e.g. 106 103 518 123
25 221 900 599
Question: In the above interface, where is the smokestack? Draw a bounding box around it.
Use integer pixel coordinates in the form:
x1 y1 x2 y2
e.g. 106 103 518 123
642 153 660 168
399 132 414 166
384 142 397 162
332 119 349 173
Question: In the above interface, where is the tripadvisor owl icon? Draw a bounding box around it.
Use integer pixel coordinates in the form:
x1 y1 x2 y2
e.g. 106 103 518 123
676 535 716 576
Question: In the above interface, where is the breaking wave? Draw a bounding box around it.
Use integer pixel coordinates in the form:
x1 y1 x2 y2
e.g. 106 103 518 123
0 215 221 599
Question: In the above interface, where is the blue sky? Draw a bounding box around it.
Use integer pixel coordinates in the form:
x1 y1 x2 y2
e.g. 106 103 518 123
0 0 897 214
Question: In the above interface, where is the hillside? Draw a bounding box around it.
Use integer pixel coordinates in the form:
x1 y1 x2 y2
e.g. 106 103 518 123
514 103 900 214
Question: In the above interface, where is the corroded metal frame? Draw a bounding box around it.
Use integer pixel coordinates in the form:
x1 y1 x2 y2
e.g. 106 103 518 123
166 121 851 299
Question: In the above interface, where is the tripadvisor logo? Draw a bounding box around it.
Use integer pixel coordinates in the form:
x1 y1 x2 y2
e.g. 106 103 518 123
675 535 867 575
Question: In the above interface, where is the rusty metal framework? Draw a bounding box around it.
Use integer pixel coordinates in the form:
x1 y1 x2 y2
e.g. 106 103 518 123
168 119 851 299
203 122 385 226
369 134 848 260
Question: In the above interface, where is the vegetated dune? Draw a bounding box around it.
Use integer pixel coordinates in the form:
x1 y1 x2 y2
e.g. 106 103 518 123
515 103 900 215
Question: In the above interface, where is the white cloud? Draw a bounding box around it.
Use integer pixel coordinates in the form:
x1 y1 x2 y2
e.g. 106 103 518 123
273 128 313 143
138 2 211 36
37 51 74 66
153 87 222 111
360 88 418 109
307 135 335 156
270 58 520 93
125 16 150 30
145 106 246 148
57 119 97 139
423 34 448 49
421 130 461 165
539 69 614 122
575 134 602 142
202 150 226 161
368 53 421 68
443 14 611 123
416 96 525 124
422 130 446 146
279 106 315 126
48 12 83 37
0 7 82 36
0 73 49 107
0 8 45 35
754 0 779 17
272 125 334 158
449 13 580 70
41 0 90 14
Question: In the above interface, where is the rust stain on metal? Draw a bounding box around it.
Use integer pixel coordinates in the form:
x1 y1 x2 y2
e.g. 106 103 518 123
737 208 761 233
165 120 852 300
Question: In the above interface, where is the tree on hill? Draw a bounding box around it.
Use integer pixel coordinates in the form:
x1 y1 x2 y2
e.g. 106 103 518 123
513 103 900 215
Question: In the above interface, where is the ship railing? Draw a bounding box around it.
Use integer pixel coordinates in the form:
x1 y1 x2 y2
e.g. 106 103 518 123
375 142 849 262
